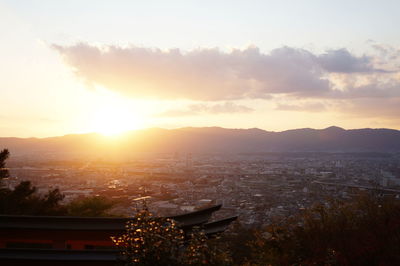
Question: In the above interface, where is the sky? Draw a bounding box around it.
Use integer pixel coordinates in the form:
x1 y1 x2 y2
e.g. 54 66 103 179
1 0 400 137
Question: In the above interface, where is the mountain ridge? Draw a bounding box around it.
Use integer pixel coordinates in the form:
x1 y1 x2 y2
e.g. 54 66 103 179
1 126 400 156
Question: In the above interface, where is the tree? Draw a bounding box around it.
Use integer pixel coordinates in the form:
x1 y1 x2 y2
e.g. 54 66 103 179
112 206 232 266
0 181 67 215
112 207 185 266
0 149 120 217
67 196 115 217
0 149 10 180
212 223 256 266
246 193 400 265
0 148 67 215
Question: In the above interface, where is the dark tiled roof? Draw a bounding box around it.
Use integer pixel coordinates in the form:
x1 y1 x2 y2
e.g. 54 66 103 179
0 204 223 231
0 248 118 261
204 216 238 235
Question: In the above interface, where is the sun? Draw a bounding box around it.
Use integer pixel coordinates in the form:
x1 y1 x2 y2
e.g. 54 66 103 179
91 103 143 136
86 87 147 136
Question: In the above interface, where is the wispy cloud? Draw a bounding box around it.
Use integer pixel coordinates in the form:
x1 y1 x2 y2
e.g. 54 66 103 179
275 102 326 112
157 102 253 117
338 98 400 119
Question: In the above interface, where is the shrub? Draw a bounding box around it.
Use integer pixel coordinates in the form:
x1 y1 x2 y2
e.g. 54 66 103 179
112 206 232 266
247 193 400 265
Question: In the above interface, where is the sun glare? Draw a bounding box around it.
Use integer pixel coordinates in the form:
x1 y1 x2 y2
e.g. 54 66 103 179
90 90 144 136
92 108 131 136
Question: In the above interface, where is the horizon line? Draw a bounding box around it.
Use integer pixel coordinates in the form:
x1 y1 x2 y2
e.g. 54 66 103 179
1 125 400 139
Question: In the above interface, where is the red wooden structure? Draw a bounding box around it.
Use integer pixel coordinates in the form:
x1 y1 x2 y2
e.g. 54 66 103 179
0 205 236 265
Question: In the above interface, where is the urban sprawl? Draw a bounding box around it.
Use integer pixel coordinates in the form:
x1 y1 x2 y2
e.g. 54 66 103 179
4 152 400 227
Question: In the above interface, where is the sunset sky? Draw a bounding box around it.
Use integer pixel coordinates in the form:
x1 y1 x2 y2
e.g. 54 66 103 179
1 0 400 137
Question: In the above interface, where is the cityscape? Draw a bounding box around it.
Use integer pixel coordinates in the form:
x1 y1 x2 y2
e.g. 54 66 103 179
5 151 400 226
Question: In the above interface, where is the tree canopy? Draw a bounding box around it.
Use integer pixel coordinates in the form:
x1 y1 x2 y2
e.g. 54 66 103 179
0 149 10 179
0 181 66 215
0 149 115 216
242 193 400 265
112 206 232 266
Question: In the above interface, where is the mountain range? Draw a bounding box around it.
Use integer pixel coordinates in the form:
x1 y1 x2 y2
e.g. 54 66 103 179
1 126 400 157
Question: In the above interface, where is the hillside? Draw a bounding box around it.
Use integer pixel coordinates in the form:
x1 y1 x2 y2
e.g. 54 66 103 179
1 126 400 157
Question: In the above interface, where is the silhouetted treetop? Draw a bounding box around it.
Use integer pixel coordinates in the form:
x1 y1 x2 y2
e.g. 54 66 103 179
0 149 10 179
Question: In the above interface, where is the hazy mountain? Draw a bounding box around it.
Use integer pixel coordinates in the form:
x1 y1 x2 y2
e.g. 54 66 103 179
1 126 400 157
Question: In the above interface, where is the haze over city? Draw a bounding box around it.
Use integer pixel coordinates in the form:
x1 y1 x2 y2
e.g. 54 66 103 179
2 0 400 138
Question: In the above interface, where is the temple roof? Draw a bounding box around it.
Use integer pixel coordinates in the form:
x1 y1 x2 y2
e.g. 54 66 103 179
0 204 225 231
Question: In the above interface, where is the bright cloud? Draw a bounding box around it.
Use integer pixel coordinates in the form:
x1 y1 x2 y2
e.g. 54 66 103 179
53 43 400 102
51 43 400 122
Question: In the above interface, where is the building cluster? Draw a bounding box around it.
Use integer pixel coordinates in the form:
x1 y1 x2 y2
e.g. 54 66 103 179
5 152 400 226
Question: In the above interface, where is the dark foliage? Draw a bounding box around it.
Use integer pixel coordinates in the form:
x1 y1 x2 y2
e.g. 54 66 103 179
212 223 257 265
112 206 232 266
67 196 115 217
0 149 10 179
245 193 400 265
0 181 67 215
0 149 115 216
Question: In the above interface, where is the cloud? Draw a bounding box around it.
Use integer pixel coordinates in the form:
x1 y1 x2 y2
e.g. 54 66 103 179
53 43 331 100
275 102 326 112
337 97 400 119
371 43 400 60
157 102 253 117
345 83 400 98
53 43 400 101
326 72 400 99
317 48 387 73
